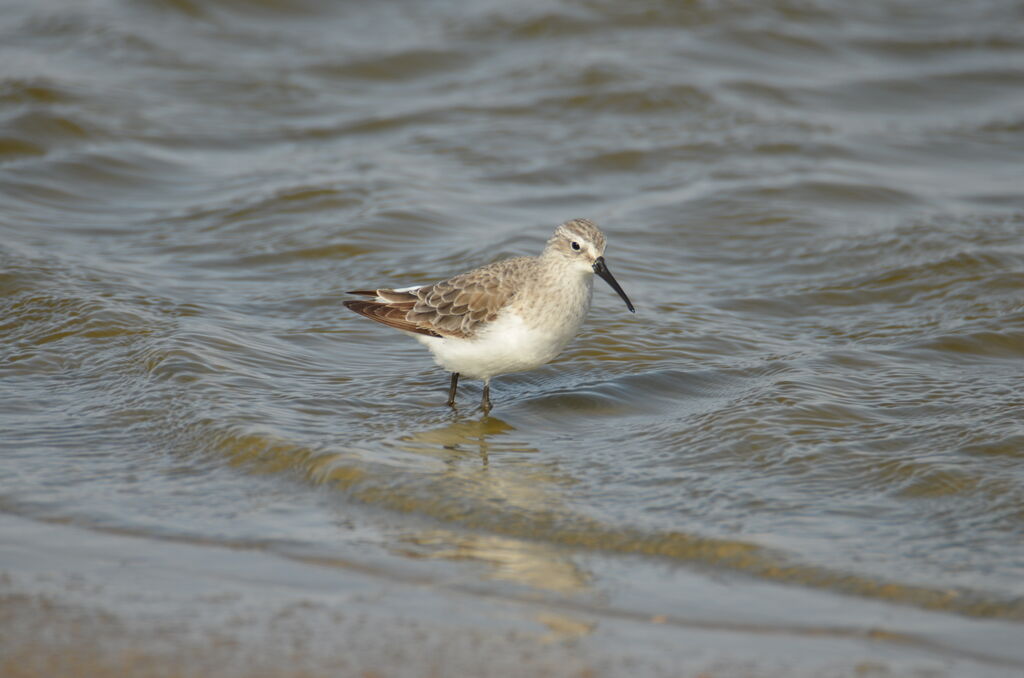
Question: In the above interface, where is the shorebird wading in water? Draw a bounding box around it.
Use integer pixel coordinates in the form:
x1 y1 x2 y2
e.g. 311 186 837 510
344 218 635 414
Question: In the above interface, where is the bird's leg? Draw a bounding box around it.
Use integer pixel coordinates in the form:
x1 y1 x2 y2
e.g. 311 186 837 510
447 372 460 407
481 379 492 415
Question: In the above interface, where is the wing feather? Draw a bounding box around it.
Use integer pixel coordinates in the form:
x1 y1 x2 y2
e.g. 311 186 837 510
344 257 534 339
343 300 442 337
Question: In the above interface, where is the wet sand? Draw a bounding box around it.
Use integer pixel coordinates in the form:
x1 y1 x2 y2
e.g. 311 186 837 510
3 514 1020 678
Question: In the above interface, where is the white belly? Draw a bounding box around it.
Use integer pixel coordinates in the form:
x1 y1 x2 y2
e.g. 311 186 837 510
412 311 582 380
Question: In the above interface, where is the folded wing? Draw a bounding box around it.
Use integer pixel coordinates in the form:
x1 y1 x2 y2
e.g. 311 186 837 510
343 258 530 339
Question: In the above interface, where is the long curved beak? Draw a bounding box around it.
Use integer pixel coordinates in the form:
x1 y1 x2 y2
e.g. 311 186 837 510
592 256 635 313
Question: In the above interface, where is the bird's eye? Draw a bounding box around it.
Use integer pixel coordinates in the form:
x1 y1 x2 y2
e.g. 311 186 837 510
571 241 581 251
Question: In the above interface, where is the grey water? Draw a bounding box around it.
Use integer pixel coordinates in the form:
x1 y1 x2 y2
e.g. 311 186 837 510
2 0 1024 674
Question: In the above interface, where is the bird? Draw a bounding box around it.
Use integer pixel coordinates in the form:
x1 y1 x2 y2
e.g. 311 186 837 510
343 218 635 414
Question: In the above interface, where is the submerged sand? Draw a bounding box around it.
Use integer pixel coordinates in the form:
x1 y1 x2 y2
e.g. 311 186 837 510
2 514 1019 678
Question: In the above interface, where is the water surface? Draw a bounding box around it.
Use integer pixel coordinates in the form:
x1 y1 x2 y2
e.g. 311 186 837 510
2 0 1023 674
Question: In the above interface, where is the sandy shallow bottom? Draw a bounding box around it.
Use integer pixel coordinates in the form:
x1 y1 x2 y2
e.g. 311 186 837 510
2 515 1019 678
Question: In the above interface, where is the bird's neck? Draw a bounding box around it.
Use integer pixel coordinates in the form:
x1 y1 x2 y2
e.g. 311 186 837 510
515 259 593 330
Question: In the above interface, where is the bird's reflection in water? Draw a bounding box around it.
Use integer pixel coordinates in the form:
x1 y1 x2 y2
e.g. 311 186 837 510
398 530 592 595
397 414 535 466
395 415 591 598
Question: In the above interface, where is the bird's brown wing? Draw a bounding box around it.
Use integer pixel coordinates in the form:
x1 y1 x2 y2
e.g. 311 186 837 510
343 287 442 337
344 257 532 339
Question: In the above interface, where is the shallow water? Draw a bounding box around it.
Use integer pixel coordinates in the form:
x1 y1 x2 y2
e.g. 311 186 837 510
2 0 1024 673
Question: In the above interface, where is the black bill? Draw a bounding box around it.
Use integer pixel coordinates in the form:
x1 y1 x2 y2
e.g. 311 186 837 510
592 256 635 313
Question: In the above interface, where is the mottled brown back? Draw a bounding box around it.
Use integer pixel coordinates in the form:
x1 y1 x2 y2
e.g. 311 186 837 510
345 257 535 338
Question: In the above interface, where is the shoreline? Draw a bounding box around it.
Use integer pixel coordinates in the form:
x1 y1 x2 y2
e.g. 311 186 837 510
2 513 1021 678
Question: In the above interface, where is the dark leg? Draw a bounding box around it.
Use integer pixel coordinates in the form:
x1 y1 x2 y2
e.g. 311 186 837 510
481 380 492 415
446 372 459 407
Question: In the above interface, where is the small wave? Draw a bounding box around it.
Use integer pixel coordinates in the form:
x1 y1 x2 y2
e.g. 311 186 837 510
0 77 79 105
205 424 1024 621
907 327 1024 362
0 110 93 161
310 49 469 83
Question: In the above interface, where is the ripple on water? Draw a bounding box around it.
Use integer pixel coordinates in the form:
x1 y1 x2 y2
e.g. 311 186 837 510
3 0 1024 659
178 419 1024 621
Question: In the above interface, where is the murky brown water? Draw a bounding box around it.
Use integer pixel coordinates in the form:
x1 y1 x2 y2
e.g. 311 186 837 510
2 0 1024 674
